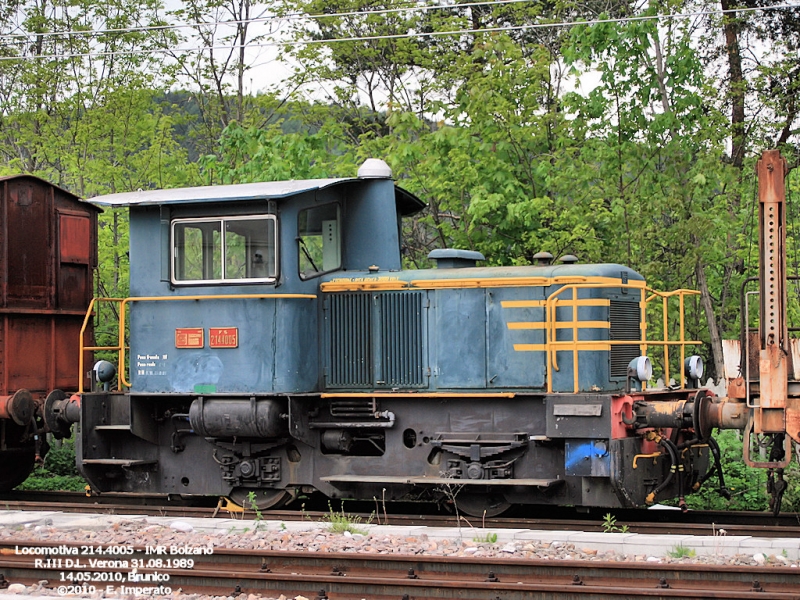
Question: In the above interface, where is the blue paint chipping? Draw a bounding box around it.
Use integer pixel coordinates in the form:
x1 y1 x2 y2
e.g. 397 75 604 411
565 440 611 477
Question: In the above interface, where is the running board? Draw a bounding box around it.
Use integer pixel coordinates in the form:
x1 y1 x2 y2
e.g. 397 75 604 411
321 475 561 487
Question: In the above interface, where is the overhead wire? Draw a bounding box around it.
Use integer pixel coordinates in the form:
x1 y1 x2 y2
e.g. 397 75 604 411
0 1 796 62
0 0 564 41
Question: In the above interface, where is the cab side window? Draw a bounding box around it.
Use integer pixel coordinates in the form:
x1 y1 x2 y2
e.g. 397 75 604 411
298 204 341 279
172 215 277 284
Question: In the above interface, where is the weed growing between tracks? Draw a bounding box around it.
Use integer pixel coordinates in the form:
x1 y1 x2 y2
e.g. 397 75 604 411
323 501 370 534
473 531 498 543
668 544 697 558
247 491 264 531
602 513 630 533
373 488 389 525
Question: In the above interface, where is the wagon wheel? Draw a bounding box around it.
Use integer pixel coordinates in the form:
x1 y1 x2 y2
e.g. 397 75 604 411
456 492 511 518
0 447 36 492
230 487 296 511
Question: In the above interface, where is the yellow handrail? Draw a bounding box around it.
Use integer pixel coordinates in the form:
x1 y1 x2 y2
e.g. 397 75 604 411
78 298 126 393
645 289 701 389
80 284 700 396
78 293 317 392
542 283 701 393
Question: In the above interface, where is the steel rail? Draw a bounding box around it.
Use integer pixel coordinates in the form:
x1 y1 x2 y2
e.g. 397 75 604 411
0 542 797 600
1 493 800 538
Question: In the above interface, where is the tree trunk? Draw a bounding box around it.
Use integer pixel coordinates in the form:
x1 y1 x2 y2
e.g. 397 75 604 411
113 211 120 291
721 0 745 169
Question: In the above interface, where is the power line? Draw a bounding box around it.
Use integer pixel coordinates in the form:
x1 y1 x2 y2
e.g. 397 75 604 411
0 2 796 63
0 0 546 42
1 0 796 43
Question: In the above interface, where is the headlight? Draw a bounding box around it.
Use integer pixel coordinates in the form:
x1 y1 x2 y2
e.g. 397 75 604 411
685 355 704 380
93 360 117 383
628 356 652 382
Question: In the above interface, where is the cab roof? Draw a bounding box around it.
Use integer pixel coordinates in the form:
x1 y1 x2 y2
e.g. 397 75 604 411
89 177 426 216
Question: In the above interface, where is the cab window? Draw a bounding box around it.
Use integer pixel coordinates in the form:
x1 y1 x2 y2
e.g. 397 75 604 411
172 215 277 284
298 204 341 279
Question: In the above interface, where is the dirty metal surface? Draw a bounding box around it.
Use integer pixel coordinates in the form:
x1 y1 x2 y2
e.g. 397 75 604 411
0 176 98 397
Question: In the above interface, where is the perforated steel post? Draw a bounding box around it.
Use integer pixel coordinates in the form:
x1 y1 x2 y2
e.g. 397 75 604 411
756 150 790 435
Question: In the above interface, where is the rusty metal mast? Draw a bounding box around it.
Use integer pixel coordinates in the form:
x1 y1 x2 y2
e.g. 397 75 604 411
755 150 792 439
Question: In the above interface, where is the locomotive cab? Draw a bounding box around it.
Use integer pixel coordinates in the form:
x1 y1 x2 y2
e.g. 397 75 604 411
91 163 423 399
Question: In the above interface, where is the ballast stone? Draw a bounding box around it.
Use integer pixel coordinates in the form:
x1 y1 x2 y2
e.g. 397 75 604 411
170 520 194 533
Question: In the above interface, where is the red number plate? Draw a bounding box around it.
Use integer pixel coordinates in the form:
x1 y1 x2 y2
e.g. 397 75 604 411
209 327 238 348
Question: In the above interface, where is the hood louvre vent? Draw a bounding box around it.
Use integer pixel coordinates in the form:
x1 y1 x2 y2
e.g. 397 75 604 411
609 300 641 378
327 291 425 388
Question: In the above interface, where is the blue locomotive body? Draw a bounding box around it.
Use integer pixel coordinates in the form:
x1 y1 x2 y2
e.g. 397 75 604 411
127 263 643 397
64 161 717 513
317 263 643 395
124 175 410 395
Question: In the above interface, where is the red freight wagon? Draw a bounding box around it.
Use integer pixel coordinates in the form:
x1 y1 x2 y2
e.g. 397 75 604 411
0 175 99 489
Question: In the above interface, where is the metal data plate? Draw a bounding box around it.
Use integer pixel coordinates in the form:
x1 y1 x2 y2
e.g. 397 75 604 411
546 395 611 438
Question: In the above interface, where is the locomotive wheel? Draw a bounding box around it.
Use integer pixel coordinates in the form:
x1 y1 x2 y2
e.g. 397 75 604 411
457 492 511 518
230 487 296 511
0 447 36 491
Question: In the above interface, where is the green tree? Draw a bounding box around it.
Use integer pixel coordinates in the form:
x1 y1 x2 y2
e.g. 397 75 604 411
163 0 289 157
560 2 757 379
0 0 174 178
0 0 194 304
200 111 359 183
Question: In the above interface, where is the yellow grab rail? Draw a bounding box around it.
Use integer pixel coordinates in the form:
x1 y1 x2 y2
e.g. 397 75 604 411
541 283 701 394
644 289 700 390
80 284 699 396
78 298 126 393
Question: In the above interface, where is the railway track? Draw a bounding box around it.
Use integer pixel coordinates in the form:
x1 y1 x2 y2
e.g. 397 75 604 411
0 541 797 600
2 491 800 539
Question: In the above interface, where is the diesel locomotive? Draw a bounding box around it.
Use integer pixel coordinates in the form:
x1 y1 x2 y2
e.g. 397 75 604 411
6 151 798 516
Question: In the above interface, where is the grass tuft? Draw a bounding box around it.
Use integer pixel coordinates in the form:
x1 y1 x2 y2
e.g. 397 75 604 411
323 502 369 535
667 544 696 558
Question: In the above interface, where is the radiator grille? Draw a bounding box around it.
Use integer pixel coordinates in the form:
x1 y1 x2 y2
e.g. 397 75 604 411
329 293 372 387
609 300 641 378
327 291 425 388
379 292 424 386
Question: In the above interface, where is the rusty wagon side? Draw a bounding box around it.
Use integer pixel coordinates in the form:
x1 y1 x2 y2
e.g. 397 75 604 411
0 175 99 489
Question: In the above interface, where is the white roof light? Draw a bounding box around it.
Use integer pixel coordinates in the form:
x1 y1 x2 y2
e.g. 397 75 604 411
358 158 392 179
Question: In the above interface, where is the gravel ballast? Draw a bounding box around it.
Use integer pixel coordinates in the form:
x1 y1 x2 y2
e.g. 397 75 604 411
1 516 797 599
